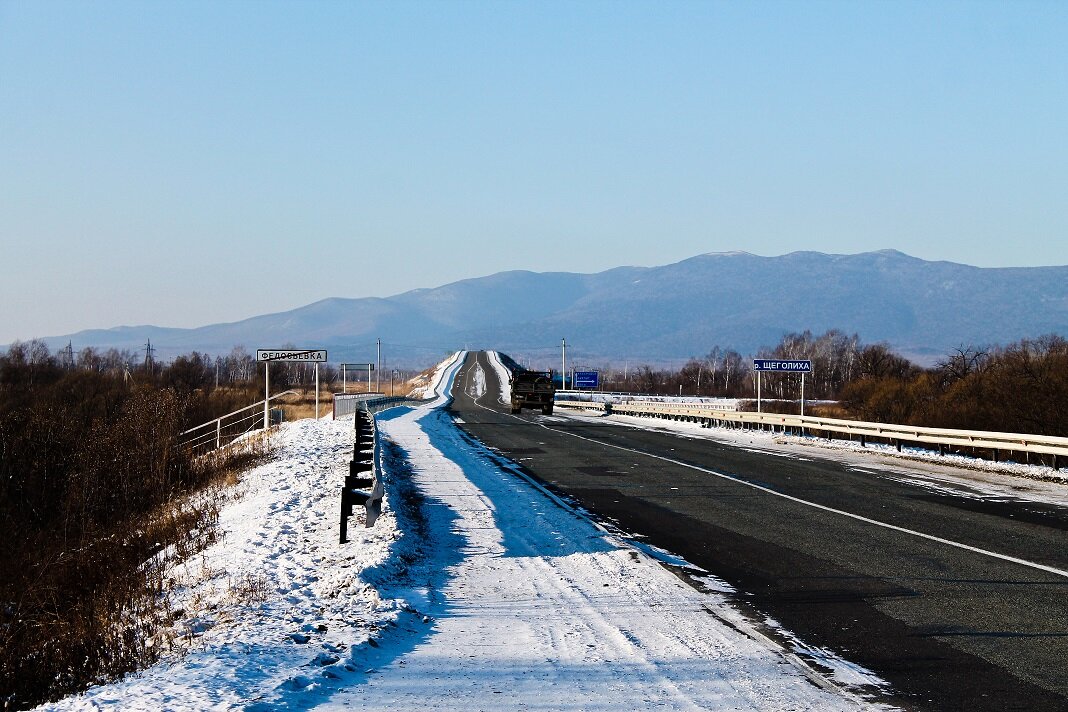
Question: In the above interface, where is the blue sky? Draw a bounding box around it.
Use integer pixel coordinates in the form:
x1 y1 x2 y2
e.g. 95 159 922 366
1 0 1066 344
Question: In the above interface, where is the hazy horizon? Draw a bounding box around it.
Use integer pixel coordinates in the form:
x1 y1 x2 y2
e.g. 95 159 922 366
3 2 1067 344
7 247 1068 344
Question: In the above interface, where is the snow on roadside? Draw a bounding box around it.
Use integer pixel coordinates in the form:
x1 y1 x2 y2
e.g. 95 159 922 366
38 417 409 711
41 351 886 710
407 351 462 400
559 408 1068 506
318 355 884 710
559 391 743 409
486 350 512 405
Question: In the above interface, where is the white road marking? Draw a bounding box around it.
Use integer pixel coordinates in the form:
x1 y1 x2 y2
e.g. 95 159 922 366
467 353 1068 578
537 420 1068 580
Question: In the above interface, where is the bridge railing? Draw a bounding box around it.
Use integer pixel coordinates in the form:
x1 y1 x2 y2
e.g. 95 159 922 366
556 399 1068 466
333 392 381 419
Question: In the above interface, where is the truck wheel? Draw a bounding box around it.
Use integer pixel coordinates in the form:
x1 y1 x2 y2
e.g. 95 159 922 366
511 407 521 414
542 405 553 415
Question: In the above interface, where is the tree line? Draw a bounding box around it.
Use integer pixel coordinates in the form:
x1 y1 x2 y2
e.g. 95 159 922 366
0 341 276 708
593 329 1068 437
0 338 421 708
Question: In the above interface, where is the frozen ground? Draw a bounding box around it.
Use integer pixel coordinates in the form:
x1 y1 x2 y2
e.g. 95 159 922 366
40 352 889 711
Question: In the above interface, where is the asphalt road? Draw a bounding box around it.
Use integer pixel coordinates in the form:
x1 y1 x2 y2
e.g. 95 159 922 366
448 351 1068 711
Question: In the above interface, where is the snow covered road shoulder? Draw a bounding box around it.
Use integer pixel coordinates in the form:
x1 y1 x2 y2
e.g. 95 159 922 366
325 355 882 710
41 417 416 711
41 351 885 710
486 350 512 405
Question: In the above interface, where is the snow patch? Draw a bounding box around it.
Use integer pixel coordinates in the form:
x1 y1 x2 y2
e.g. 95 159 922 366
486 350 513 405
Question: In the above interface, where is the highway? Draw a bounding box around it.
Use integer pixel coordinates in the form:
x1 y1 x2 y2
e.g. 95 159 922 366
449 351 1068 711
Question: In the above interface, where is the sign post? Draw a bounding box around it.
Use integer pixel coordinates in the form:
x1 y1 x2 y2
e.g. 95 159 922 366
752 359 813 415
256 349 328 429
340 363 375 394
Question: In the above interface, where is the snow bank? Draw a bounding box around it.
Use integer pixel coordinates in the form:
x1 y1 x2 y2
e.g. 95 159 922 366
486 350 512 405
39 417 413 711
41 355 881 710
557 390 743 409
406 351 462 400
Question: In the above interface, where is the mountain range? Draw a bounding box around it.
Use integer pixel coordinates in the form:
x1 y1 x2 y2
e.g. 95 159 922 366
23 250 1068 368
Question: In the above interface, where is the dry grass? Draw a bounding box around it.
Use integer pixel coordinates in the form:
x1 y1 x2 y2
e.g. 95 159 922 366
0 395 269 710
226 572 272 605
274 390 332 420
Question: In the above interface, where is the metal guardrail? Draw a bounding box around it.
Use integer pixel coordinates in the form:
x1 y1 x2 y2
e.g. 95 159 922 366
557 391 739 410
556 399 1068 467
340 407 384 541
179 390 299 455
333 392 381 419
359 395 421 414
334 393 423 419
338 395 422 540
556 399 610 413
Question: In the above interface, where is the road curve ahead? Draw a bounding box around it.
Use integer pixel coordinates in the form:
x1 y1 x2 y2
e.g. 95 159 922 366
450 351 1068 712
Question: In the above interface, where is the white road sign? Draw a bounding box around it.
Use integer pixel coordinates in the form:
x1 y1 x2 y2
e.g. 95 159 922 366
256 349 328 362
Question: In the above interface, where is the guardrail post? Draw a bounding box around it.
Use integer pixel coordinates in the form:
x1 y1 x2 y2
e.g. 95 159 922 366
860 434 866 448
992 448 1000 463
339 489 350 544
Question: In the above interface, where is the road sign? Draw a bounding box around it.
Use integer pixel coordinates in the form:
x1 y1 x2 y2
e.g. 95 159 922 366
340 363 375 370
257 349 328 362
256 349 328 427
574 371 599 389
753 359 812 372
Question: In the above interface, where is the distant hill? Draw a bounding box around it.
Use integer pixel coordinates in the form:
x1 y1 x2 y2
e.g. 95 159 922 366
23 250 1068 368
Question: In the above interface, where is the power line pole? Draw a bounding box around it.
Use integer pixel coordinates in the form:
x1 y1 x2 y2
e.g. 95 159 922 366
144 338 155 373
377 338 381 393
561 338 567 391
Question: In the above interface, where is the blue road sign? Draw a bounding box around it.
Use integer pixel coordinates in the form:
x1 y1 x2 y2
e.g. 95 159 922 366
574 371 600 389
753 359 812 372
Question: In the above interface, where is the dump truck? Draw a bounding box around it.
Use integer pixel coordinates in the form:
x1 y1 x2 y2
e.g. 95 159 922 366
510 370 556 415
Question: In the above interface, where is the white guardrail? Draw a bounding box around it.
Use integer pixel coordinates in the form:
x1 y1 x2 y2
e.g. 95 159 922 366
555 399 1068 466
